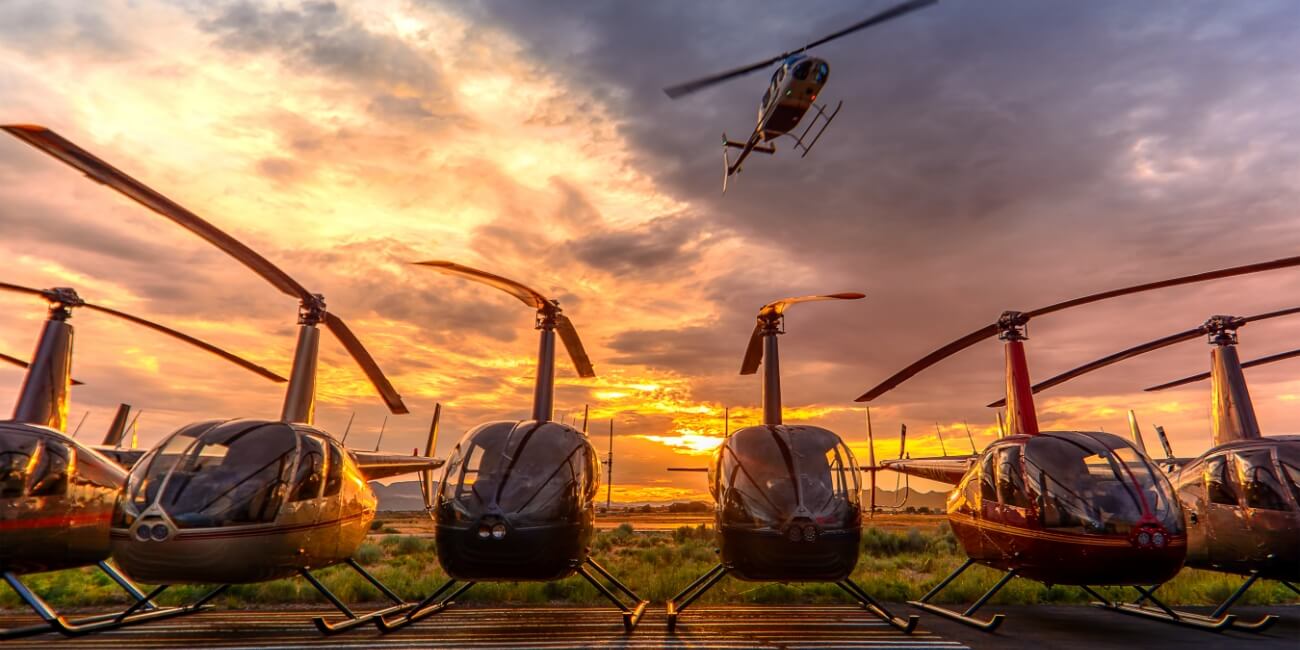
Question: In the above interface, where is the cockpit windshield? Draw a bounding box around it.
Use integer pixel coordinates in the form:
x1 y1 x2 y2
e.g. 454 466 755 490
1023 432 1181 535
127 420 297 528
718 426 858 529
0 432 70 499
439 422 596 525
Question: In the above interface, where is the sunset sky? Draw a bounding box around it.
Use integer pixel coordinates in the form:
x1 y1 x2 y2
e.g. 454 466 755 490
4 1 1300 502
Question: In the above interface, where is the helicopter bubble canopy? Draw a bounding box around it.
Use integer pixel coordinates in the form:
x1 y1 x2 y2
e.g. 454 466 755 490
0 426 72 499
714 425 860 530
123 419 300 529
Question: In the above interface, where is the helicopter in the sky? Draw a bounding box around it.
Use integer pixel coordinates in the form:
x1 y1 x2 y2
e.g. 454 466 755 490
663 0 937 191
1016 309 1300 631
374 261 648 633
3 125 444 635
665 293 922 632
856 256 1300 631
0 281 285 638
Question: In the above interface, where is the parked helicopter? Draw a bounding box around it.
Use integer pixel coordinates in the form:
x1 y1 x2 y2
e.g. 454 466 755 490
374 261 648 633
855 256 1300 631
3 125 444 635
663 0 936 190
0 281 285 638
1017 310 1300 631
665 293 921 632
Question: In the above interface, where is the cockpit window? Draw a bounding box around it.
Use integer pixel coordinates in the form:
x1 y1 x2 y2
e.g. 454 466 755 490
1205 454 1240 506
151 422 297 528
1277 445 1300 507
979 452 997 503
719 427 857 529
323 442 344 497
996 446 1030 508
793 61 812 80
128 421 215 511
290 435 326 502
720 428 796 527
1024 432 1180 535
0 435 69 498
815 62 829 84
1234 449 1292 511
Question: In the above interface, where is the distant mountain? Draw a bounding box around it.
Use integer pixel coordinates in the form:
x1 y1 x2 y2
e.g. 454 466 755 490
370 481 949 513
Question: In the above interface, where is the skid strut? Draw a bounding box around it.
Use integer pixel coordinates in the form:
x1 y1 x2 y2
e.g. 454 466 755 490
304 558 417 635
666 563 730 631
0 562 224 639
836 578 918 633
577 558 649 631
1093 571 1276 632
908 558 1010 631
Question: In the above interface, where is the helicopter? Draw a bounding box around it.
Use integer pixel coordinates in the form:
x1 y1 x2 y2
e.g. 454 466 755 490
664 293 922 632
374 261 648 633
3 124 445 635
662 0 937 191
855 256 1300 631
0 282 286 638
1012 309 1300 631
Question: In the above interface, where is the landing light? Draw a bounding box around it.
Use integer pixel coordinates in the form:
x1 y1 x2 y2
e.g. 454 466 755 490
150 523 169 541
1137 531 1151 547
491 523 507 540
1152 532 1166 547
786 526 802 542
802 525 817 542
134 525 150 542
477 524 491 539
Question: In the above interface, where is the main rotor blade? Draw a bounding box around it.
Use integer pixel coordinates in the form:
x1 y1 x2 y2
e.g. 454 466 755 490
759 292 865 317
1148 348 1300 392
322 312 409 414
662 0 936 99
80 302 286 383
0 352 80 384
858 253 1300 403
740 322 765 375
413 260 549 310
0 282 47 299
997 304 1300 405
555 314 596 378
1 125 313 303
986 327 1203 408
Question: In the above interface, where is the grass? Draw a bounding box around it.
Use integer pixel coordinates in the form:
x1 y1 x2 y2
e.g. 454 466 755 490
3 520 1297 611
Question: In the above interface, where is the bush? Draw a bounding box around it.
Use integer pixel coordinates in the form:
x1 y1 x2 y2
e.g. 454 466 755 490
354 543 382 565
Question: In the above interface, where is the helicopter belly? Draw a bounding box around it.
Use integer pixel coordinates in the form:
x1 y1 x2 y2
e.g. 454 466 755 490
1185 509 1300 581
719 526 860 582
111 515 360 584
762 102 809 138
950 513 1185 585
436 521 590 581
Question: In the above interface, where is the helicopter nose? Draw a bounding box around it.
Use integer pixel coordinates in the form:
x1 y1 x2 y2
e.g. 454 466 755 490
131 516 174 542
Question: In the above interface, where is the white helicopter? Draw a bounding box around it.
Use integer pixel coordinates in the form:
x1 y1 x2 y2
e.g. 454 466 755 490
663 0 937 191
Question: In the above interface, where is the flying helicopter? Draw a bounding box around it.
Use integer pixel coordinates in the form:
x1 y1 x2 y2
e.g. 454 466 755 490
1014 309 1300 631
0 282 285 638
665 293 921 632
3 125 444 635
855 256 1300 631
662 0 937 191
373 261 647 633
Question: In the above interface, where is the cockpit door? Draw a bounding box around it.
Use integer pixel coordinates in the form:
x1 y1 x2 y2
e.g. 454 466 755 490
284 434 325 557
1200 452 1252 567
1230 448 1297 570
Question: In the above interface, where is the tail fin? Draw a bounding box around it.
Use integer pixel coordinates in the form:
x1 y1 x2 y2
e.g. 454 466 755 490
102 404 132 447
419 403 441 511
722 134 732 193
866 408 877 517
1127 409 1149 455
899 423 908 459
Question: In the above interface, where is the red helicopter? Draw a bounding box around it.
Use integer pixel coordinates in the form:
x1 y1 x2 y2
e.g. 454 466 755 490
1011 309 1300 631
856 255 1300 631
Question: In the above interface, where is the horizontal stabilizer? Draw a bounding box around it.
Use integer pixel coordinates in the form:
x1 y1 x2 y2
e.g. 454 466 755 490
353 451 445 481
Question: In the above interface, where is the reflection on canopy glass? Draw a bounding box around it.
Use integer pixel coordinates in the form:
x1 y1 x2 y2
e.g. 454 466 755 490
718 426 858 530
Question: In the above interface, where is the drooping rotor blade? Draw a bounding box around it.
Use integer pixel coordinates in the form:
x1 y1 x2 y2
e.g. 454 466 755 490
1 280 284 382
1147 347 1300 392
555 314 596 378
742 292 865 374
0 351 82 384
323 312 409 414
662 0 937 99
1 125 312 303
739 322 766 375
988 305 1300 405
413 260 548 310
857 254 1300 402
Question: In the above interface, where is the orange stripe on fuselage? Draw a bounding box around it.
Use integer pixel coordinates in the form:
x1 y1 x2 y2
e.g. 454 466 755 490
0 512 111 531
949 511 1186 548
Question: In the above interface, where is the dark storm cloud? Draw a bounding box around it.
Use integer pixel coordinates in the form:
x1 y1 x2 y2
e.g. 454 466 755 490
569 214 711 280
0 2 134 58
607 325 733 374
448 0 1300 425
196 1 451 121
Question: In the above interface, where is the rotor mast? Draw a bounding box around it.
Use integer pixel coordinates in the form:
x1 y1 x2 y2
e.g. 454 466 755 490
532 304 560 423
760 315 784 426
1204 317 1262 445
997 311 1039 437
11 292 77 430
280 295 327 424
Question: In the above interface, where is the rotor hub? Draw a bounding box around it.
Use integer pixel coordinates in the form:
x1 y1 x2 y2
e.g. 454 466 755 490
535 301 561 330
1203 314 1244 346
996 310 1029 341
297 294 327 326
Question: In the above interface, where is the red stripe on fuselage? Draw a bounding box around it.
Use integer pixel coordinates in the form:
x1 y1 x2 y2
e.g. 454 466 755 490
0 511 111 531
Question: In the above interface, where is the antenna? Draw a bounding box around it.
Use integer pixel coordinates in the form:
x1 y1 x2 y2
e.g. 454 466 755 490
1154 425 1175 460
934 423 947 457
866 408 877 518
899 423 908 459
996 411 1007 438
962 421 977 454
341 411 356 444
374 415 388 452
70 410 90 438
605 419 614 510
724 407 730 436
128 410 142 449
582 404 589 433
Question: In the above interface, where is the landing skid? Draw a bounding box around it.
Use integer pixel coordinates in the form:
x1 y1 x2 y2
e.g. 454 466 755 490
1090 572 1283 633
0 561 224 639
667 563 916 633
303 558 417 635
376 557 646 634
908 558 1011 631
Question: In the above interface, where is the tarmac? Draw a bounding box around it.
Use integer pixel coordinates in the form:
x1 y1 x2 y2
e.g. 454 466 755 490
0 603 1294 649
